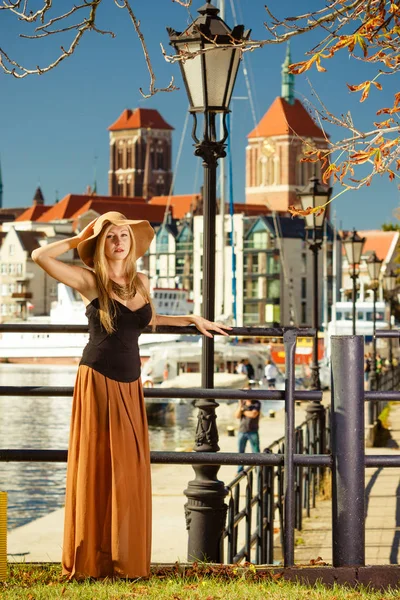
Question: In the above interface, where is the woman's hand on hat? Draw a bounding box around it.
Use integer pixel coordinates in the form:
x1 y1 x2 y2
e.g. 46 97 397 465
189 315 232 338
76 219 97 242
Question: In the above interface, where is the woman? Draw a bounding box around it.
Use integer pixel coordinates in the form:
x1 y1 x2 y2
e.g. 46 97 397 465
32 211 229 580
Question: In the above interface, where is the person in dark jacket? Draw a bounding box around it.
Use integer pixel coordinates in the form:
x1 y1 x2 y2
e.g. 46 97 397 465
235 398 261 472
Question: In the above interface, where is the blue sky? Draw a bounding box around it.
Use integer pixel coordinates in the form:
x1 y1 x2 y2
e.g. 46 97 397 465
0 0 399 230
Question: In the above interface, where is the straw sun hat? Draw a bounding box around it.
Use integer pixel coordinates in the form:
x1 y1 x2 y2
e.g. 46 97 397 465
77 211 155 268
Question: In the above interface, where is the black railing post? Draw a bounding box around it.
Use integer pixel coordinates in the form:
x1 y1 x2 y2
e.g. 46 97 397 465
331 335 365 567
369 287 378 424
184 113 228 563
283 329 297 567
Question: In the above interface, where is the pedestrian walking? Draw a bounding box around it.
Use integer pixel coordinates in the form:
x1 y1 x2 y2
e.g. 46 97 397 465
32 211 230 580
235 398 261 472
264 359 279 389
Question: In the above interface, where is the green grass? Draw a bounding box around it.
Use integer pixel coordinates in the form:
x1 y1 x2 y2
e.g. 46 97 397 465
1 563 400 600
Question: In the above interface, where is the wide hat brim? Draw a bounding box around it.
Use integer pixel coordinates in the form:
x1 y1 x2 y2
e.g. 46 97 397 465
77 211 155 268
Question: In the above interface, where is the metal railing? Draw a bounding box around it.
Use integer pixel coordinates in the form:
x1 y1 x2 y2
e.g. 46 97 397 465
222 407 330 564
3 324 400 567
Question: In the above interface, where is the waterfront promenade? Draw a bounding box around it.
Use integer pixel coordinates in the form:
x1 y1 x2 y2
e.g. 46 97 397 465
7 398 400 566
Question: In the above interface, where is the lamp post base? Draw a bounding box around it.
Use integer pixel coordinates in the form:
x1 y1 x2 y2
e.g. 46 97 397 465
184 465 228 562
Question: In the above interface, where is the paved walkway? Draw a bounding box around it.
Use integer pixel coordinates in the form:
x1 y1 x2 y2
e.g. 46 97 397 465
294 403 400 566
7 399 305 564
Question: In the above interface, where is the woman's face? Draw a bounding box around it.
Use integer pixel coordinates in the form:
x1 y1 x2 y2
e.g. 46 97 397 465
104 225 132 262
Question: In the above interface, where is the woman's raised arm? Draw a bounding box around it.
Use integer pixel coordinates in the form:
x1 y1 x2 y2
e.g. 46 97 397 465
31 221 97 297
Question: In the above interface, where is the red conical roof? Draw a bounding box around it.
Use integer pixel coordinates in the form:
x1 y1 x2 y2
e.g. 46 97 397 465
248 97 325 139
109 108 174 132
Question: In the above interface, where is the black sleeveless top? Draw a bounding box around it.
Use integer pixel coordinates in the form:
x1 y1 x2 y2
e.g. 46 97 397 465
80 298 152 382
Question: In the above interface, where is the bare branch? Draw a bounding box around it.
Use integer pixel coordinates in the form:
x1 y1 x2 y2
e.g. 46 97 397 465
117 0 178 97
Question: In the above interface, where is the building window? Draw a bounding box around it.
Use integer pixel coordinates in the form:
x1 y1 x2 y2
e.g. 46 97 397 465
1 304 7 316
267 279 280 300
117 147 123 170
244 302 259 325
301 252 307 275
16 264 23 275
1 264 7 275
301 277 307 299
8 264 16 275
126 147 132 169
156 229 169 253
8 283 15 294
9 245 15 257
1 284 7 296
117 180 124 196
156 148 164 170
301 302 307 324
244 281 258 299
265 303 280 324
267 254 280 274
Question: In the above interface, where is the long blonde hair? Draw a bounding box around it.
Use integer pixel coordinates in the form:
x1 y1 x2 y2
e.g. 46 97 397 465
93 222 156 334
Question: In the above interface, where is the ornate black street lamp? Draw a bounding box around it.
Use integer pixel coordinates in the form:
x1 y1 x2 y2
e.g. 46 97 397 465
342 229 366 335
384 268 397 372
296 176 332 391
366 251 383 407
168 2 250 563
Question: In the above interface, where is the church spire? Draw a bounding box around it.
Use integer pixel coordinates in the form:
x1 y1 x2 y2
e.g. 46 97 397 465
0 157 3 209
281 43 295 105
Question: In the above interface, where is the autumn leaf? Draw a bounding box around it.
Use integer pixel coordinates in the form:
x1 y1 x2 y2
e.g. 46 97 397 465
322 163 340 184
389 170 396 181
373 118 394 128
288 205 325 218
347 80 382 102
289 52 326 74
349 150 374 164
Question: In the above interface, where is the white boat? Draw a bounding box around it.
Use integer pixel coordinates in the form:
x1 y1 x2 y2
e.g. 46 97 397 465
141 336 272 387
326 300 389 356
0 284 195 363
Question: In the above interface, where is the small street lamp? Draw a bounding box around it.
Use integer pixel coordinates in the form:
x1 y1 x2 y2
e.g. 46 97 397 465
366 251 383 423
296 176 332 456
296 176 332 391
168 2 250 563
342 229 366 335
383 268 398 373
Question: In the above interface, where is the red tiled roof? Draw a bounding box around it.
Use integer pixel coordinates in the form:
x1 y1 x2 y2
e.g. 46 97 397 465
233 203 272 216
109 108 174 132
15 205 50 222
149 194 201 220
70 199 166 223
248 97 325 139
36 194 146 222
342 230 399 262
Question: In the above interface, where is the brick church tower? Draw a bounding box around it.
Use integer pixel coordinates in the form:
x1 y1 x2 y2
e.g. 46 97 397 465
108 108 174 200
245 46 329 212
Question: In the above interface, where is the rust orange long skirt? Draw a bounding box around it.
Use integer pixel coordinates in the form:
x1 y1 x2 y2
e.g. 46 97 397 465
61 365 151 579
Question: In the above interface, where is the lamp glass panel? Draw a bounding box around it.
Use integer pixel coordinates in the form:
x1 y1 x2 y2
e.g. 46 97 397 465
180 41 204 110
224 50 241 108
343 239 354 265
204 44 234 108
352 239 364 265
367 259 382 281
385 274 397 292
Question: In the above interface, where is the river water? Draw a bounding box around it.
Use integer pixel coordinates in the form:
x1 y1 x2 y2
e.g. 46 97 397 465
0 364 281 531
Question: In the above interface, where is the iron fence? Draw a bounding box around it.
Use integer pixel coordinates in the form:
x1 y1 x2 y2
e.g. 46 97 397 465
2 324 400 567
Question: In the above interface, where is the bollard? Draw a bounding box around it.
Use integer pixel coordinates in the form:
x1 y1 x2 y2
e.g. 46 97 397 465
227 426 235 437
331 335 365 567
0 492 7 580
